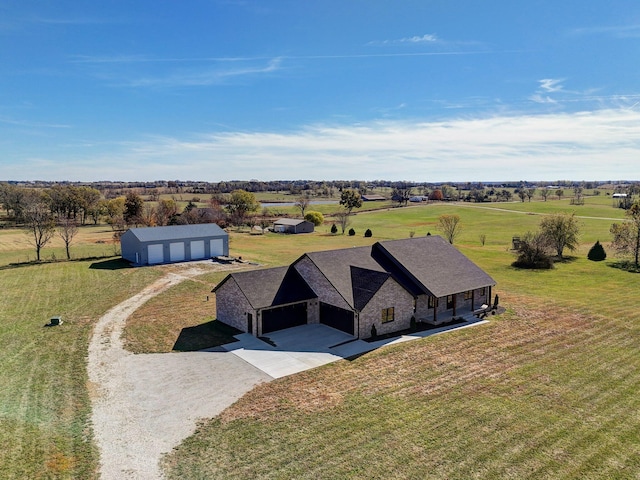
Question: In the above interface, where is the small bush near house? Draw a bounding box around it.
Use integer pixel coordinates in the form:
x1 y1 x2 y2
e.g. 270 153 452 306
348 228 356 236
370 324 377 339
364 228 372 237
588 240 607 261
330 223 338 234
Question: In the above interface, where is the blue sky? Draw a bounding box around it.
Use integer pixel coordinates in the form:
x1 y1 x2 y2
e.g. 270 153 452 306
2 1 640 182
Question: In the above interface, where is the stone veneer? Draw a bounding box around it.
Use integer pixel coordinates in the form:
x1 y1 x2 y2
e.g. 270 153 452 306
293 256 351 311
215 278 254 334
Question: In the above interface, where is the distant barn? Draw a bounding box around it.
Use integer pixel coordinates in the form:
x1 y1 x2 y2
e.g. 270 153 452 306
121 224 228 265
273 218 315 234
361 194 386 201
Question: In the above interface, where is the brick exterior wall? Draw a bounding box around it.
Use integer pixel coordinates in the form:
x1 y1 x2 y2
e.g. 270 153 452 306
293 256 351 310
359 278 415 339
214 278 254 334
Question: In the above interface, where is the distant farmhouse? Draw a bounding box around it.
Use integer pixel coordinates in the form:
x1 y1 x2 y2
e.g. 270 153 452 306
121 224 228 265
273 218 314 234
213 236 495 339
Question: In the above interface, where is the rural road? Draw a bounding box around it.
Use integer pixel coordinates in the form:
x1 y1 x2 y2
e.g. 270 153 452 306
87 265 272 480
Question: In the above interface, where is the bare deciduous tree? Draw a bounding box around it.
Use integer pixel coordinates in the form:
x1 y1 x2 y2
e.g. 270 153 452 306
334 210 351 234
294 196 310 217
57 217 79 260
437 214 462 244
23 197 55 261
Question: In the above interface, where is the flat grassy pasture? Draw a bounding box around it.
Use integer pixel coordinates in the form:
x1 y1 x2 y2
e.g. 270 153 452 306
0 258 160 479
0 196 637 478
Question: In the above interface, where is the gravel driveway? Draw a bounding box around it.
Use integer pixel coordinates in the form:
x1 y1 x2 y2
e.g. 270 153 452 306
87 266 272 480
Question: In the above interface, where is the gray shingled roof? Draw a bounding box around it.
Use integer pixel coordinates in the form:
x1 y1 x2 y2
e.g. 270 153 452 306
301 247 389 309
215 235 495 313
374 235 496 298
214 266 316 309
127 224 226 242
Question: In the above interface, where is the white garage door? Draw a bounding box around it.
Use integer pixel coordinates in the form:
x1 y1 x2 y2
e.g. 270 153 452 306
210 238 224 257
169 242 185 262
147 244 164 264
190 240 205 260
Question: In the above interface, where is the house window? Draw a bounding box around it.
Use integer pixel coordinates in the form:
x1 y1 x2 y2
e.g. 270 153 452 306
428 296 438 308
381 307 395 323
480 287 486 296
464 291 473 301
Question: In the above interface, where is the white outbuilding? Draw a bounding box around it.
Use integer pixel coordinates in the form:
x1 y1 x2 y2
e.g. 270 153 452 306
121 224 228 265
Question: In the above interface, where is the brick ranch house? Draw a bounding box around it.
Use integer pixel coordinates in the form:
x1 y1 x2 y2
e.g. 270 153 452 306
213 235 496 339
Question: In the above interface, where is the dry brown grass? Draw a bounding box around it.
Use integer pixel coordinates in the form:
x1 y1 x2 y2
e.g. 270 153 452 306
219 293 595 423
123 265 249 353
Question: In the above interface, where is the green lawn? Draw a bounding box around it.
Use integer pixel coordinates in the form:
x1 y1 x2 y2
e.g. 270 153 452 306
0 258 160 479
0 196 637 478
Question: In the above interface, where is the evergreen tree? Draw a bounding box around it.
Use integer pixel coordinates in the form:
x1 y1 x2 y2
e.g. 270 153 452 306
587 240 606 261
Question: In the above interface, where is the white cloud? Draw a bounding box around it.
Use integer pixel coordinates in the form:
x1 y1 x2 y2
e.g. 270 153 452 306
539 78 565 93
402 34 438 43
570 24 640 38
529 94 557 104
369 33 439 46
9 109 639 182
112 57 283 88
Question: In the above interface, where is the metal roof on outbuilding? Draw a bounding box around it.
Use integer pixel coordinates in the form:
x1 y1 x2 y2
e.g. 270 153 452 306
126 224 227 242
273 218 309 226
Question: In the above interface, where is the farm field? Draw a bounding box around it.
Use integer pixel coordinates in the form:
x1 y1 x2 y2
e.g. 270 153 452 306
1 196 638 478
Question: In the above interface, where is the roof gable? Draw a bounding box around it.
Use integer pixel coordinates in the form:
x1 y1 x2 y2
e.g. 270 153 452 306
302 247 387 308
214 266 315 309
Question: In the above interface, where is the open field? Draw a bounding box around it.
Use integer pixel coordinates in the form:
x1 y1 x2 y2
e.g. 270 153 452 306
0 195 638 478
162 200 640 479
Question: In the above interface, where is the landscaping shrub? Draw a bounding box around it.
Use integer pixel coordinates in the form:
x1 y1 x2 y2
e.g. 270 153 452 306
512 231 554 269
348 228 356 236
304 210 324 226
330 223 338 234
370 324 377 339
364 228 372 237
588 240 607 261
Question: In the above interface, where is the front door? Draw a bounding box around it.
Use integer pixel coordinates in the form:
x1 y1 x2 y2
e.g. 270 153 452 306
446 295 455 310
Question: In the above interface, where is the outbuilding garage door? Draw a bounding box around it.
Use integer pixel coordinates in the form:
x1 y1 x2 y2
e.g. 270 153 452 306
190 240 205 260
262 303 307 334
320 303 354 335
210 238 224 257
169 242 185 262
147 244 164 264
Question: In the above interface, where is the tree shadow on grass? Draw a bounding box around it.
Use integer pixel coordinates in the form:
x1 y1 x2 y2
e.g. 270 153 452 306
608 261 640 273
172 320 241 352
553 255 579 264
89 258 132 270
0 255 122 271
